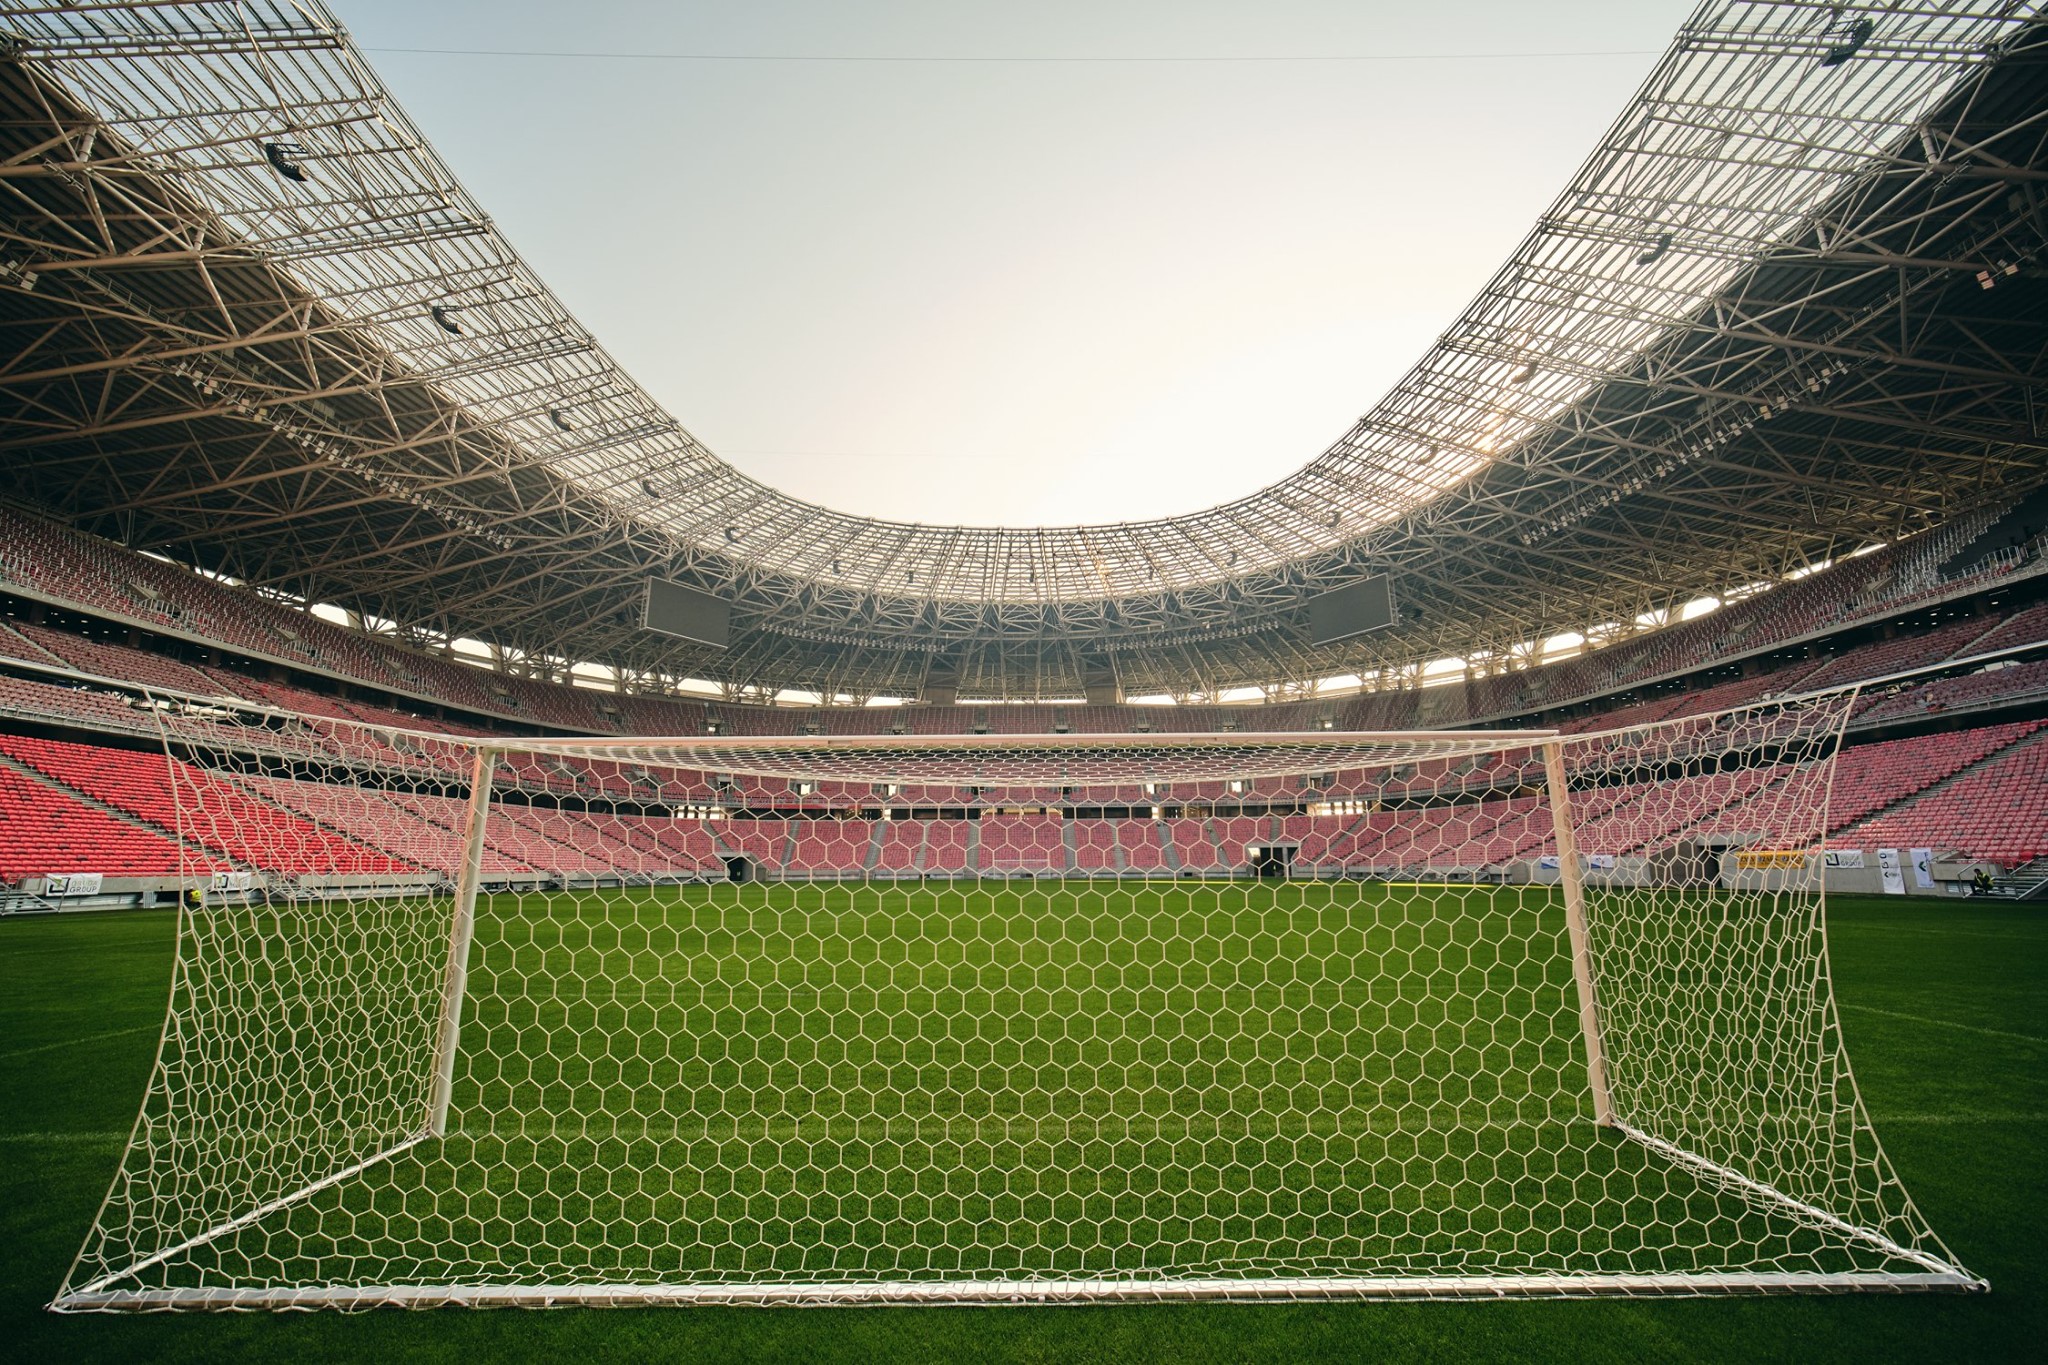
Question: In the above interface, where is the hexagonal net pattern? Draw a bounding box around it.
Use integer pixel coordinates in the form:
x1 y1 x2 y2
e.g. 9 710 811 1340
54 689 1980 1309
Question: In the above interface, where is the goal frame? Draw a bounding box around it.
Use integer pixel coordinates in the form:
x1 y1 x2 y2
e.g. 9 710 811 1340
53 723 1987 1309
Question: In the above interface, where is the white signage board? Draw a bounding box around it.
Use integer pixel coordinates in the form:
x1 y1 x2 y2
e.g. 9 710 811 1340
1910 848 1936 889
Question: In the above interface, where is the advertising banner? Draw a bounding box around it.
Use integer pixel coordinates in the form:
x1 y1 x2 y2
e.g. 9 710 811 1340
44 873 103 896
1823 849 1866 870
1536 854 1615 871
1910 848 1936 889
1876 848 1907 895
1735 850 1808 871
209 871 257 893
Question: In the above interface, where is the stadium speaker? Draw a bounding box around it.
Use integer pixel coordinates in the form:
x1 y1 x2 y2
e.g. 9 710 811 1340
1081 653 1121 706
922 660 960 708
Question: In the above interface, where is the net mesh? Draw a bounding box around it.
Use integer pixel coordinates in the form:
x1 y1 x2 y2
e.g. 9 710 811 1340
54 689 1978 1308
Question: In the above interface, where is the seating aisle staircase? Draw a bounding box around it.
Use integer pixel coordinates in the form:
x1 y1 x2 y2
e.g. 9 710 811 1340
1836 726 2048 856
0 747 240 874
1157 821 1181 873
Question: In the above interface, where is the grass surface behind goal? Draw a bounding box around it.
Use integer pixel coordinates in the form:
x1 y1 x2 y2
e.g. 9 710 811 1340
388 881 1660 1287
0 893 2038 1359
66 880 1954 1297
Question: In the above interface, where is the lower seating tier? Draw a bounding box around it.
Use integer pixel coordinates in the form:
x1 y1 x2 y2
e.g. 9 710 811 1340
7 722 2048 884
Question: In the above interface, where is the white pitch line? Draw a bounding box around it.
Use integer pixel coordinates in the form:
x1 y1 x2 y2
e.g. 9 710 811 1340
0 1131 127 1145
1873 1112 2048 1126
0 1024 156 1063
1839 1002 2046 1045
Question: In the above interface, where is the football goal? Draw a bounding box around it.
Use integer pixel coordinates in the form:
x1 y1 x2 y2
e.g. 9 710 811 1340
54 689 1981 1308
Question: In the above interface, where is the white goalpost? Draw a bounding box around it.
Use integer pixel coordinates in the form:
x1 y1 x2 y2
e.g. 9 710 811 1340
53 689 1982 1309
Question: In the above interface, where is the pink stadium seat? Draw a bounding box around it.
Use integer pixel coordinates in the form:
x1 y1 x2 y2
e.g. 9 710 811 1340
1845 732 2048 867
0 493 2044 744
0 764 200 879
0 734 406 875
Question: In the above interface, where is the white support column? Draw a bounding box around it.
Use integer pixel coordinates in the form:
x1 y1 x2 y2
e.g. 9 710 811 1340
1541 740 1614 1127
427 745 495 1138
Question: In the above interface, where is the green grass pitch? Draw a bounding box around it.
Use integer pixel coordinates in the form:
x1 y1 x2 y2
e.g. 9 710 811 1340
0 886 2040 1361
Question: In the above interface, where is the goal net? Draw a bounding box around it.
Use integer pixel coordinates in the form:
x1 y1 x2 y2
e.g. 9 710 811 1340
55 689 1980 1308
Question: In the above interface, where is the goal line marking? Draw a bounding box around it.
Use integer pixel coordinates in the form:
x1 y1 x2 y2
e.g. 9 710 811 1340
54 1270 1985 1311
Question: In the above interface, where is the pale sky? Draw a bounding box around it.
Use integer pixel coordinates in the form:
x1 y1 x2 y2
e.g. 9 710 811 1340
337 1 1694 526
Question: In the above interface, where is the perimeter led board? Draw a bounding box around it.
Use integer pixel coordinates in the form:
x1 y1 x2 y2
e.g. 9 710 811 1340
642 578 731 649
1307 576 1395 646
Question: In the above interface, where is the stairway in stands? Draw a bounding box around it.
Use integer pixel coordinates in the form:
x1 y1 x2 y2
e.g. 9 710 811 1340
1989 856 2048 900
0 747 235 873
1841 726 2048 867
1841 727 2046 832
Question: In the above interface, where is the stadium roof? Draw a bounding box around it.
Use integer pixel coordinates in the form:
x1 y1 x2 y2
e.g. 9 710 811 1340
0 2 2044 700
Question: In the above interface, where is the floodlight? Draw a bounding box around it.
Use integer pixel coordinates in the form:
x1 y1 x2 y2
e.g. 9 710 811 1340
261 141 308 182
1820 17 1873 67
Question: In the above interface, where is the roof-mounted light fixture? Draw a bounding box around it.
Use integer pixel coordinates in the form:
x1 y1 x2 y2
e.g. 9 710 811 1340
548 407 575 432
430 305 462 336
1820 17 1874 67
1635 232 1673 266
1977 259 2019 290
1510 362 1538 385
262 140 309 182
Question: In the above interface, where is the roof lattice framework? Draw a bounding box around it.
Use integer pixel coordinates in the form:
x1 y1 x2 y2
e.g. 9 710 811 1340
0 1 2044 701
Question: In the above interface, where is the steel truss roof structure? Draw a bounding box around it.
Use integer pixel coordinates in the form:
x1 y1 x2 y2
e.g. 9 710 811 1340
0 1 2044 702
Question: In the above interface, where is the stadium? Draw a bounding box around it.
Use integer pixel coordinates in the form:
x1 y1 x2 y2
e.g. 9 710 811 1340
0 0 2043 1358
